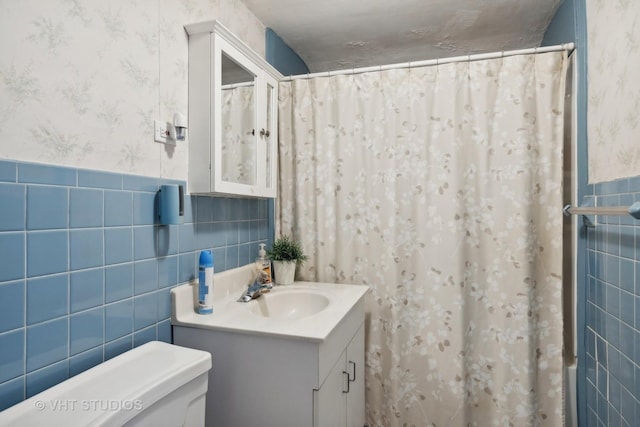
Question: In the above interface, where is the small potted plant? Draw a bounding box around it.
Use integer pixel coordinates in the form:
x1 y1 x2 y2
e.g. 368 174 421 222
267 235 307 285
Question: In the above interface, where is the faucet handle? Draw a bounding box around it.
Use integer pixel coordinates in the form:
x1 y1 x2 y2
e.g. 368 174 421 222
237 280 269 302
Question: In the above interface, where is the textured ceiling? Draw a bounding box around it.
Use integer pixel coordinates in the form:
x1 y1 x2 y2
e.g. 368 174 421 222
242 0 564 72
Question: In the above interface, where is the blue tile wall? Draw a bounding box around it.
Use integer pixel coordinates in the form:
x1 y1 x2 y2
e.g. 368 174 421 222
585 176 640 427
0 183 25 231
27 186 68 230
0 160 270 410
0 160 17 182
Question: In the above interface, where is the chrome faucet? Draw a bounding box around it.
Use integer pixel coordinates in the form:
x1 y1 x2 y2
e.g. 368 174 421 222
237 280 271 302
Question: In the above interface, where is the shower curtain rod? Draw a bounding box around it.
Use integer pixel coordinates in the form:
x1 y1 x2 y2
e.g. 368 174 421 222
222 81 254 90
563 202 640 219
282 43 575 81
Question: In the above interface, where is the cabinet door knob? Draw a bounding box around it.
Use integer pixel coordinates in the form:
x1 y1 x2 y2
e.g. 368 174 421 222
342 371 350 393
260 128 270 138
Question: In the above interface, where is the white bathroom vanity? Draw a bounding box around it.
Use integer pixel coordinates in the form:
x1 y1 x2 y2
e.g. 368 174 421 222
171 264 368 427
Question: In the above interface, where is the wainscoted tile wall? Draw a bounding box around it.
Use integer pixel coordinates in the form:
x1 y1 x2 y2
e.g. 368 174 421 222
0 159 268 410
584 176 640 426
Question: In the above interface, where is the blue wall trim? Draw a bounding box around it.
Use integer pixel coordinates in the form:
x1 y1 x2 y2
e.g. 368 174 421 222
542 0 576 46
265 28 310 76
543 0 590 424
574 0 590 423
0 160 269 410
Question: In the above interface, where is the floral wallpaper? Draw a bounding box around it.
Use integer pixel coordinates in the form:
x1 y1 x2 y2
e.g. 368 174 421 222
278 52 567 426
586 0 640 183
0 0 265 180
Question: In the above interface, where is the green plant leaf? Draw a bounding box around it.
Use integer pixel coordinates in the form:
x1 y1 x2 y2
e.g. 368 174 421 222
266 235 307 263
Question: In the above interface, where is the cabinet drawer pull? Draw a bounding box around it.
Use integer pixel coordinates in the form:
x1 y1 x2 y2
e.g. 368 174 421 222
348 361 356 382
342 371 350 393
260 128 270 138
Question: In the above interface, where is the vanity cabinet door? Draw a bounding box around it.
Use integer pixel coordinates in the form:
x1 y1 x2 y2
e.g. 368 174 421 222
315 323 365 427
315 350 348 427
346 324 365 427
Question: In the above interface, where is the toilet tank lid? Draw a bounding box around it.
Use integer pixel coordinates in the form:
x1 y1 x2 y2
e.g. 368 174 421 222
0 341 212 426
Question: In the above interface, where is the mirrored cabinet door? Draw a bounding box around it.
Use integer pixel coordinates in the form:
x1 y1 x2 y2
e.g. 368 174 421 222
220 52 257 187
263 78 277 196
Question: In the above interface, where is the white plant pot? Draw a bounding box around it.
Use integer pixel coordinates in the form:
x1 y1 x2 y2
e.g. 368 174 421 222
273 260 297 285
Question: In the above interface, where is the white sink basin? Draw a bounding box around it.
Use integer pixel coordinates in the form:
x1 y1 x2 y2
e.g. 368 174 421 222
250 289 330 319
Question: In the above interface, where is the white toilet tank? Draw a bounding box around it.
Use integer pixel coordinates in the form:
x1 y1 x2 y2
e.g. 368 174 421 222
0 341 212 427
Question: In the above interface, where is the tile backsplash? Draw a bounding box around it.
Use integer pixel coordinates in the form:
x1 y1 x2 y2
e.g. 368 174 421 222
0 159 268 410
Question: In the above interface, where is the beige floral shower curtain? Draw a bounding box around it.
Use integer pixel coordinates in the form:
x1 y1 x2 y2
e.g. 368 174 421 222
277 52 567 426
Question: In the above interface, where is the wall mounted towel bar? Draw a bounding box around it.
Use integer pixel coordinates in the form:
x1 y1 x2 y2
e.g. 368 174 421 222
563 203 640 219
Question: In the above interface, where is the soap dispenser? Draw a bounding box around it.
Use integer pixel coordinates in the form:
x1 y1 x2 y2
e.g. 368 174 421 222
255 243 272 287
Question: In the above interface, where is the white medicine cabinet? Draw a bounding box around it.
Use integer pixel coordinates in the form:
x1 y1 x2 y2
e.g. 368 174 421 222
185 21 282 198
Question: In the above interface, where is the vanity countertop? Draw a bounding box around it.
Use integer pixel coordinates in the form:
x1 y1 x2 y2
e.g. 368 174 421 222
171 264 369 342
